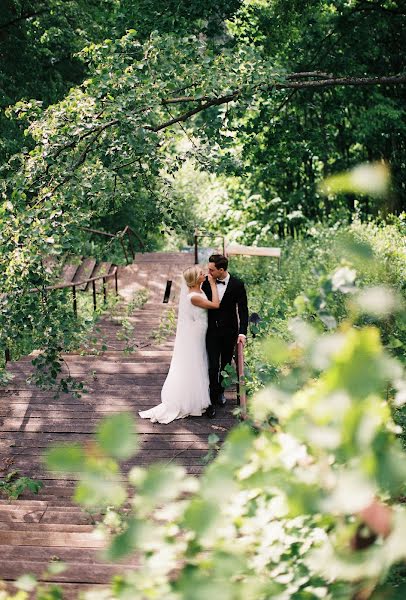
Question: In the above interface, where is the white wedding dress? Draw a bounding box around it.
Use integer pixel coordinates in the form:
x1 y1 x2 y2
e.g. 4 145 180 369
138 285 210 424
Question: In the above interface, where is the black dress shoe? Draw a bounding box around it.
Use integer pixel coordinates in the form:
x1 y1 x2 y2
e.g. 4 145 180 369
206 404 216 419
216 394 226 406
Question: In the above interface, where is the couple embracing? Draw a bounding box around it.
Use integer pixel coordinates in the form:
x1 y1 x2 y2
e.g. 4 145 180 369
139 254 248 423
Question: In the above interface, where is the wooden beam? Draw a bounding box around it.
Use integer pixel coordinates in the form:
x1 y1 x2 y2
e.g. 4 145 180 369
226 244 281 258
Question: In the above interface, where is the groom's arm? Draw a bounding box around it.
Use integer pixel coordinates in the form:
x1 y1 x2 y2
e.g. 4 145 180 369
236 281 248 336
202 277 211 299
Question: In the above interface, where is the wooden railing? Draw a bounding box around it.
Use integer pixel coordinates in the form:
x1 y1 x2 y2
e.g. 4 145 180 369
4 266 118 364
235 340 247 418
80 224 144 264
226 243 281 270
193 230 226 264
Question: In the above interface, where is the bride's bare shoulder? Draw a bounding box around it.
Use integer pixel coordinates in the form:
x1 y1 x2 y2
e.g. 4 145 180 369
189 292 206 306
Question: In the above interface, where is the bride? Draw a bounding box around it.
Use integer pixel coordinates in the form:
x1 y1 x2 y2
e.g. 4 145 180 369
138 265 220 424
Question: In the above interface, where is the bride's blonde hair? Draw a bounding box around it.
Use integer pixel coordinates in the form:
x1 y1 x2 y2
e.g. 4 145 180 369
183 265 202 288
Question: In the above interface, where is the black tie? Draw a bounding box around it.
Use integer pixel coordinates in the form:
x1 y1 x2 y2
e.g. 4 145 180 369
216 280 226 285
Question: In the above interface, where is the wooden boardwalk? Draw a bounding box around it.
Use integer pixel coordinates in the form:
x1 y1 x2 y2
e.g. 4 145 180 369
0 252 237 597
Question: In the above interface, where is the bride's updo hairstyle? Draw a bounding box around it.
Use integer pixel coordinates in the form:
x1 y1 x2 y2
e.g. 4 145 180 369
183 265 201 288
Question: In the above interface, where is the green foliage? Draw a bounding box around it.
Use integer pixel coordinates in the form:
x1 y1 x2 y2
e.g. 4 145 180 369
152 307 177 343
0 0 120 162
30 314 406 599
0 560 67 599
0 470 43 500
229 218 405 398
216 0 406 229
125 288 149 313
97 412 138 459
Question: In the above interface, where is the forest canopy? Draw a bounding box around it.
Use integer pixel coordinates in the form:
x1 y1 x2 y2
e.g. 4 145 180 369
0 0 405 370
1 3 406 598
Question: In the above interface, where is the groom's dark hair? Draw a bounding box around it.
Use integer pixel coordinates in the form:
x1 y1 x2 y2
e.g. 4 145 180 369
209 254 228 271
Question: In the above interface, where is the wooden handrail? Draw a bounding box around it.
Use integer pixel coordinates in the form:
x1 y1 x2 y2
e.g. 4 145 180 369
31 266 118 293
122 225 145 250
4 267 119 364
79 226 116 238
226 243 281 270
79 224 144 263
235 340 247 418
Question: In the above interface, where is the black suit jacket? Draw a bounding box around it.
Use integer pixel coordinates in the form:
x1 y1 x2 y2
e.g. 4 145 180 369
202 275 248 336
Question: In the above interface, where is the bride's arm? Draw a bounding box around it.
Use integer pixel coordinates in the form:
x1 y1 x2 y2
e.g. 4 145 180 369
191 275 220 309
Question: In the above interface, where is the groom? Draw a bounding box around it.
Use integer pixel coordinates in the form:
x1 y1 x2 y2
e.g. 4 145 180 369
202 254 248 418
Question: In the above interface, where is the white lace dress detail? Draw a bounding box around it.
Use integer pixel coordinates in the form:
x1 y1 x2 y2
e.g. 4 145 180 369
138 291 210 423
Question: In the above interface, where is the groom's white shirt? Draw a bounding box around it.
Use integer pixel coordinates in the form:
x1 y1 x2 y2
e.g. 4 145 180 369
216 272 230 302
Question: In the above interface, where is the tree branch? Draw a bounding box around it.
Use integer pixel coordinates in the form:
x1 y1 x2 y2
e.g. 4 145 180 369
286 71 334 80
162 74 406 106
275 73 406 90
26 72 406 206
154 74 406 130
146 94 236 132
0 9 48 30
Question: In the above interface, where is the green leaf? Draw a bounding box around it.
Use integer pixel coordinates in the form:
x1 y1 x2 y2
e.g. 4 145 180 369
96 412 137 459
105 518 150 561
74 475 127 508
15 574 37 592
46 445 86 472
183 498 219 535
46 561 67 576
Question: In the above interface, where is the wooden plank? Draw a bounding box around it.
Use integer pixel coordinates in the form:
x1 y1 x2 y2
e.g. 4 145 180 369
0 544 136 563
0 531 105 548
0 561 127 584
72 258 97 291
0 252 236 593
5 362 171 375
0 431 227 443
84 261 112 292
0 387 166 400
0 500 48 522
0 522 95 533
60 262 81 285
0 417 235 433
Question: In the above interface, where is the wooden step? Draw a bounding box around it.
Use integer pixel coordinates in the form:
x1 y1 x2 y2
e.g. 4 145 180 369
71 258 97 291
84 261 113 292
60 260 82 285
0 250 238 594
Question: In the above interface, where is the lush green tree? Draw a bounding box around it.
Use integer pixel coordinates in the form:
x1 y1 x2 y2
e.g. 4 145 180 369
0 0 120 161
1 0 404 384
202 0 406 237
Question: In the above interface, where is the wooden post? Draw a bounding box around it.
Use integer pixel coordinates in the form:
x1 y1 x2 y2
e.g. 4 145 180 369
92 280 97 311
5 348 11 363
194 233 199 264
126 232 135 261
236 341 247 418
120 238 129 265
235 345 240 405
115 270 118 295
103 277 107 304
72 286 77 317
